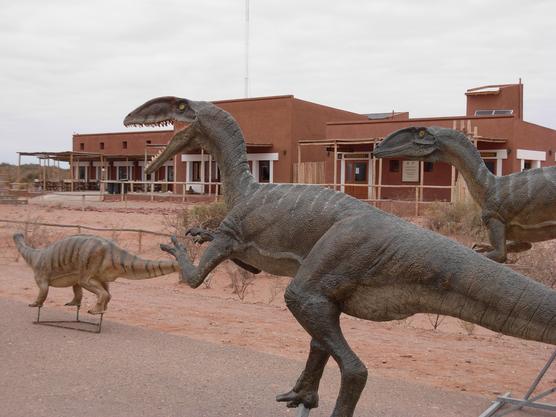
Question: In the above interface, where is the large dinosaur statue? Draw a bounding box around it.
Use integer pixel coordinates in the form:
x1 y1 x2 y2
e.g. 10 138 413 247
373 126 556 263
14 233 178 314
124 97 556 417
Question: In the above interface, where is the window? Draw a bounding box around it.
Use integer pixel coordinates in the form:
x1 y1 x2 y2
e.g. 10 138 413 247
100 142 105 150
485 161 496 174
118 166 129 180
192 161 201 182
78 166 86 180
424 162 434 172
474 109 513 117
146 140 151 145
354 162 367 181
211 161 221 181
122 141 128 149
167 166 174 182
259 160 270 183
389 160 400 172
79 143 84 151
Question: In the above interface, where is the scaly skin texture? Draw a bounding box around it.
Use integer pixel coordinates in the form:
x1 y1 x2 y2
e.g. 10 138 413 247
14 233 178 314
124 98 556 417
374 126 556 263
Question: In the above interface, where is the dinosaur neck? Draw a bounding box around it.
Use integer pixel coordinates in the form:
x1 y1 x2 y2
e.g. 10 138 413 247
437 132 496 207
200 111 257 209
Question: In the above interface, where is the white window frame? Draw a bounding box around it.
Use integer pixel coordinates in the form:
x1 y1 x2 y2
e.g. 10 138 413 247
516 149 546 171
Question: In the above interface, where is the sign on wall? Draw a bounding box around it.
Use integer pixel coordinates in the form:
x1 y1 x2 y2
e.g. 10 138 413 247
402 161 420 182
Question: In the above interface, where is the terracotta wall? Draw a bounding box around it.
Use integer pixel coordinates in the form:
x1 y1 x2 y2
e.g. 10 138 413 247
466 84 523 119
73 130 174 155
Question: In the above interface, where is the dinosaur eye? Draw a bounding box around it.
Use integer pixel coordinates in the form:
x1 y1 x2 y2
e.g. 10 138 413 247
418 129 426 138
178 102 186 111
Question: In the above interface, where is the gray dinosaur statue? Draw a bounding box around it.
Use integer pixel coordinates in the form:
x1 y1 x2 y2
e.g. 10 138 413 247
14 233 178 314
124 97 556 417
373 126 556 263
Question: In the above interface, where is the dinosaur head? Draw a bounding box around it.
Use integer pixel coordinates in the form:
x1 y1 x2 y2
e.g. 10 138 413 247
124 96 203 174
373 127 440 161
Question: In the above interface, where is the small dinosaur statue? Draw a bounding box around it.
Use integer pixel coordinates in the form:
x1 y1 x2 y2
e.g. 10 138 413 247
373 126 556 263
124 97 556 417
14 233 178 314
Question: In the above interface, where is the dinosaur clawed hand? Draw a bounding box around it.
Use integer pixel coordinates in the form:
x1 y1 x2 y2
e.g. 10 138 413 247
276 389 319 409
160 236 187 258
186 227 215 244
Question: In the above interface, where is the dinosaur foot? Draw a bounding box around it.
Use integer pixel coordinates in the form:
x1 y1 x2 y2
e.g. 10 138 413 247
65 301 81 307
472 242 492 253
87 306 106 315
276 389 319 409
28 302 43 308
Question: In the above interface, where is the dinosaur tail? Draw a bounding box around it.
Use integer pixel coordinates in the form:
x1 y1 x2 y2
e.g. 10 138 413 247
110 244 179 280
13 233 40 267
432 258 556 345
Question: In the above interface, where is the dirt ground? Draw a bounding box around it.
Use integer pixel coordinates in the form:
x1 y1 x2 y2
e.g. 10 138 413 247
0 199 554 403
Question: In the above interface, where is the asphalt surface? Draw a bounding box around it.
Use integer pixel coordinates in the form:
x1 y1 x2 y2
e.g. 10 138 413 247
0 297 551 417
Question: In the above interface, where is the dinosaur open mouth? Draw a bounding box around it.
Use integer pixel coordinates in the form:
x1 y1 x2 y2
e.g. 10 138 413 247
124 119 174 128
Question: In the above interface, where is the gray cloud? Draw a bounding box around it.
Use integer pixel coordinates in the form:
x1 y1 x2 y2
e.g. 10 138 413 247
1 0 555 163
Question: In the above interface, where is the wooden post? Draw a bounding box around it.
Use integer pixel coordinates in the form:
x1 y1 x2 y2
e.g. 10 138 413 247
419 161 424 202
42 159 46 191
297 143 301 183
450 165 456 202
415 186 419 217
16 153 21 190
377 158 383 200
333 142 338 191
200 148 205 194
81 194 85 211
138 231 143 253
70 153 74 192
208 154 212 197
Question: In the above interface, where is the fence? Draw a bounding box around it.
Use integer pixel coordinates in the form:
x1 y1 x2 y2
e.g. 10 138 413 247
13 177 470 217
0 219 172 254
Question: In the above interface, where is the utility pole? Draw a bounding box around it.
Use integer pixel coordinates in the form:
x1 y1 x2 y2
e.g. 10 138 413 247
244 0 250 98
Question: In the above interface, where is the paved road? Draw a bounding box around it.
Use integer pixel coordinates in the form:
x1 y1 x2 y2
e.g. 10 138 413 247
0 298 549 417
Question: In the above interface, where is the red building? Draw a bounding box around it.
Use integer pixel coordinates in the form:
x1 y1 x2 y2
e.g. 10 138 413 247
72 95 364 194
305 82 556 201
70 83 556 202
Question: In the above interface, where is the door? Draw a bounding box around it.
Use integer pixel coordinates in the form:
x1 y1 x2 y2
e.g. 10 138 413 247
345 160 368 199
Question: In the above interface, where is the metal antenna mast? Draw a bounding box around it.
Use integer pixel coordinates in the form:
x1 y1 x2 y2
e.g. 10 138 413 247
244 0 250 97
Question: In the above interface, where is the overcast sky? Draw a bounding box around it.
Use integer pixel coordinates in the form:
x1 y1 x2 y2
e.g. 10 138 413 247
1 0 555 164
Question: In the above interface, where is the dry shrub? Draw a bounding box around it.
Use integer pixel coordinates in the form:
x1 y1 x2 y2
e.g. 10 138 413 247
163 202 228 265
511 242 556 288
426 313 447 331
226 261 256 301
424 200 486 241
267 277 291 304
458 320 476 336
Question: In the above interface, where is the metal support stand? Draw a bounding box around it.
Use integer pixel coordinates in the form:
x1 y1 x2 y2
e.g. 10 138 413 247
296 404 310 417
479 349 556 417
33 305 104 334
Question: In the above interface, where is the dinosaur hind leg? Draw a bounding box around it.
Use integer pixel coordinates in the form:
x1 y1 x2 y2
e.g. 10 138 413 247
276 338 330 409
65 284 83 307
79 278 111 315
284 283 367 417
29 278 49 308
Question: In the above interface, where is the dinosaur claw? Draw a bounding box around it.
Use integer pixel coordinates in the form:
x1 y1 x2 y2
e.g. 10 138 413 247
276 389 319 409
160 243 175 254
